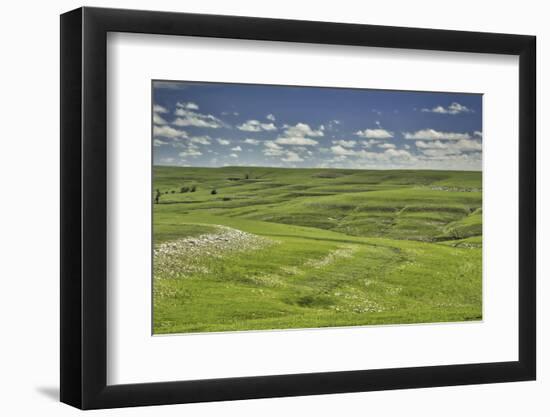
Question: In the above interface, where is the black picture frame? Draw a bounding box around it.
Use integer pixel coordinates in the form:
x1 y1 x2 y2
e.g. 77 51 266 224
60 6 536 410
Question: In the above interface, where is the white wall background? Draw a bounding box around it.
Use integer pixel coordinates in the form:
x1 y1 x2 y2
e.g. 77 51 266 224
0 0 545 415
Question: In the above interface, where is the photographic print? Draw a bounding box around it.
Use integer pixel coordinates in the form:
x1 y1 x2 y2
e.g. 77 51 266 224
152 80 482 335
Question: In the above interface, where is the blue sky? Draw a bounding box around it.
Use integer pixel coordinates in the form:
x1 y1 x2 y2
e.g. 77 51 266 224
153 80 482 171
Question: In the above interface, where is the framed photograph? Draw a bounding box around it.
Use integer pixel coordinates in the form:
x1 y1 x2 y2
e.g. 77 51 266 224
60 7 536 409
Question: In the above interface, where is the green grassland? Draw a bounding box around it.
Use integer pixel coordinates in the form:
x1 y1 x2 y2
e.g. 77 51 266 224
153 166 482 334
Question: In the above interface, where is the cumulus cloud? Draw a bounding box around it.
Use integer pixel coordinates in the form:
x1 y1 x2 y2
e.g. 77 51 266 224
332 140 356 148
229 153 239 158
421 102 472 115
179 147 202 157
266 114 276 121
237 120 277 132
330 145 356 156
404 129 471 141
190 135 211 145
361 139 381 148
176 101 199 110
153 113 167 125
275 137 318 146
474 130 483 138
173 108 225 129
415 139 482 156
153 138 167 147
273 122 324 147
355 128 394 139
283 123 324 138
243 138 260 145
377 143 396 149
153 104 169 114
263 141 284 156
153 125 188 139
282 151 304 162
263 140 306 163
217 138 231 145
331 145 413 162
231 146 242 152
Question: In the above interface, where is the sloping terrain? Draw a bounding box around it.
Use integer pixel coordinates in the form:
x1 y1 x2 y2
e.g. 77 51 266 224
153 167 482 334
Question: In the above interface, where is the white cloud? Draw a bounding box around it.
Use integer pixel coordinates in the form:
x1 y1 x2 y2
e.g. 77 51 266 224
383 148 413 160
330 145 414 163
231 146 242 152
474 130 483 138
153 104 169 114
330 145 356 156
404 129 471 140
263 141 284 156
190 135 211 145
361 139 381 148
243 138 260 145
229 153 239 158
415 139 482 156
237 120 277 132
355 128 394 139
179 148 202 157
153 138 167 147
153 125 188 139
263 141 306 163
221 111 239 116
421 102 472 115
332 140 356 148
273 123 324 147
153 113 167 125
275 137 318 146
173 108 225 128
217 138 231 145
283 123 324 138
378 143 396 149
176 101 199 110
282 151 304 162
266 114 276 121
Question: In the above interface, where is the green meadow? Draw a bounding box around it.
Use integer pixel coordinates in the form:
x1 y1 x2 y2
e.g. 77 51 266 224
153 166 482 334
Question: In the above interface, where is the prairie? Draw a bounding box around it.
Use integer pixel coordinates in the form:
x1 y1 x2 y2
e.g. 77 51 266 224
153 166 482 334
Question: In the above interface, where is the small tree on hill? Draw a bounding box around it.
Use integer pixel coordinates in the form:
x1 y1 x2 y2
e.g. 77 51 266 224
211 189 217 195
155 189 161 204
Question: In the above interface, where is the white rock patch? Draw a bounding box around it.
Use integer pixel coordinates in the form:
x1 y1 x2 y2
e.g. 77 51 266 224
154 225 275 278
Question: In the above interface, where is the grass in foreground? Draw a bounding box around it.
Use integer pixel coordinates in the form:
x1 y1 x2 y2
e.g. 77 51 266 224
153 167 482 334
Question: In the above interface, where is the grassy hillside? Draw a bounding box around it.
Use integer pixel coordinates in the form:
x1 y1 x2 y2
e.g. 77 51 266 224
153 166 482 334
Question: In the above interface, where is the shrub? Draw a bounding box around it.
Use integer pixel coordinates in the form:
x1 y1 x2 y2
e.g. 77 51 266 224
211 189 217 195
222 197 231 201
180 186 190 193
191 185 197 192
